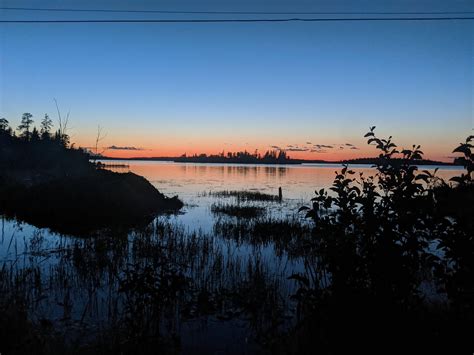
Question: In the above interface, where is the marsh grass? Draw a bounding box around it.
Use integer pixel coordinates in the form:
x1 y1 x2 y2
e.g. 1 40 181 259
213 216 311 256
205 190 281 202
0 219 296 353
210 202 266 218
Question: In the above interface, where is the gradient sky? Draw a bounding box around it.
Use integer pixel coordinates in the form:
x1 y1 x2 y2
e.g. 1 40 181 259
0 0 473 161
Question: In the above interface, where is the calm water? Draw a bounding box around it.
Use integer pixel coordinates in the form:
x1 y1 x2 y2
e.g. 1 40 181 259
0 162 464 353
103 161 463 232
0 161 463 279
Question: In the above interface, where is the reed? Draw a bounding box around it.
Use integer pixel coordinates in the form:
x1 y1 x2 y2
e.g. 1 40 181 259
210 202 266 218
206 190 281 202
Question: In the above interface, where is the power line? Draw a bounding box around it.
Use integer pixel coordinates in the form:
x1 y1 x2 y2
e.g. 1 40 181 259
0 17 473 24
1 7 474 15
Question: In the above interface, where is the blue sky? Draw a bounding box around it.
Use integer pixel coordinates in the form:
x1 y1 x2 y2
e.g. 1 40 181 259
0 0 473 160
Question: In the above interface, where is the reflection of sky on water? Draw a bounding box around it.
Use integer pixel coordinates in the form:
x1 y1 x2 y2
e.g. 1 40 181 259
0 162 463 258
107 161 463 233
0 162 463 350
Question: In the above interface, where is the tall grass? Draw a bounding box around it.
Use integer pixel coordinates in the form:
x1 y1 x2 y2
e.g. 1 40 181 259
210 202 266 218
0 218 296 353
205 190 281 202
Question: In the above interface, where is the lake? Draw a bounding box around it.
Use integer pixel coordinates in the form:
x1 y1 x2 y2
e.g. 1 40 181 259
0 161 464 353
102 160 463 231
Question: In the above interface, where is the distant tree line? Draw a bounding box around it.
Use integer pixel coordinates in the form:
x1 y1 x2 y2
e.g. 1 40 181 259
175 149 296 164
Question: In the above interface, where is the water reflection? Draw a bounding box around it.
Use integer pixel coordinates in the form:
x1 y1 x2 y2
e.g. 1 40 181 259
0 162 466 353
113 162 363 199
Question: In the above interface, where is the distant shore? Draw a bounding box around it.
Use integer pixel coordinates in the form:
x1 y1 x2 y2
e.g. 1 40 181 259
99 156 459 166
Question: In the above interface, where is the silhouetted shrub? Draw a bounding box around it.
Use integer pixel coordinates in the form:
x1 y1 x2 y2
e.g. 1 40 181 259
288 129 474 352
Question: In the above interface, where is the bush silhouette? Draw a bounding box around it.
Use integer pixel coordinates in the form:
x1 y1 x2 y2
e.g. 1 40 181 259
291 128 474 352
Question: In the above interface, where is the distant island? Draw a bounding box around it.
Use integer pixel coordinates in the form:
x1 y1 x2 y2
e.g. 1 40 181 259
99 149 458 166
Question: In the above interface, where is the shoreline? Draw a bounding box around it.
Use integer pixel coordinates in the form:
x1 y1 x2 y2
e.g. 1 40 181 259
97 156 462 168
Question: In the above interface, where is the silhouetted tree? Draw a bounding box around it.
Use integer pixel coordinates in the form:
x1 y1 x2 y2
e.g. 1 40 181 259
17 113 34 141
40 114 53 140
277 150 287 161
0 117 9 132
31 127 40 142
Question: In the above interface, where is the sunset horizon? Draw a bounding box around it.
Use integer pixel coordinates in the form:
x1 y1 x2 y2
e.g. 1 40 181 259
2 1 472 164
2 110 467 162
1 1 473 353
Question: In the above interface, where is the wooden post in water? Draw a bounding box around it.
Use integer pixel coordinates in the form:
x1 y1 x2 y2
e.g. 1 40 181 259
278 187 282 202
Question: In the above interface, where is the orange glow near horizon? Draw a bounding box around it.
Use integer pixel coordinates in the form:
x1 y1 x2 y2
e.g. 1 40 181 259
75 141 456 163
73 128 461 163
74 139 371 161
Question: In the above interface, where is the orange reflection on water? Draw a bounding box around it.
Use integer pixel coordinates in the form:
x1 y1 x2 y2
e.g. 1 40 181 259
107 161 464 202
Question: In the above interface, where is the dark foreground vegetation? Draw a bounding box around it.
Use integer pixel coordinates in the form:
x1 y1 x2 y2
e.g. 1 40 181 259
0 123 472 355
290 128 474 353
0 114 182 234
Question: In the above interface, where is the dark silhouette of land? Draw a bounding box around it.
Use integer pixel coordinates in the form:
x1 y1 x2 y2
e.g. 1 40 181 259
0 115 182 234
99 151 457 166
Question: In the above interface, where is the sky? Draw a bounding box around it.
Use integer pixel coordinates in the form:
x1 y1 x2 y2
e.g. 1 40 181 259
0 0 473 161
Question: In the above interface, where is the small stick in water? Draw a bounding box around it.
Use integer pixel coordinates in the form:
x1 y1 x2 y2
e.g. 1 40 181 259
278 187 282 202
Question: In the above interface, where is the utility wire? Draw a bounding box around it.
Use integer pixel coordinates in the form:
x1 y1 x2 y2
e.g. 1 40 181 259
1 7 474 15
0 17 473 24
